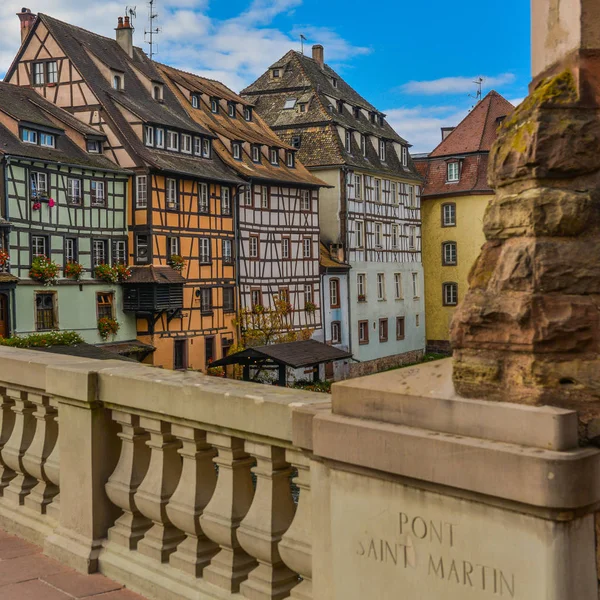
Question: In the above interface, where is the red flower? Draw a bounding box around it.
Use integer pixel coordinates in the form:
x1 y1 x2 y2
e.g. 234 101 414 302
32 202 41 211
48 198 56 208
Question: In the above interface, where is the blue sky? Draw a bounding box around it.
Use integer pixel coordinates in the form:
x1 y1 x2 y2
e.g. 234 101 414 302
0 0 531 152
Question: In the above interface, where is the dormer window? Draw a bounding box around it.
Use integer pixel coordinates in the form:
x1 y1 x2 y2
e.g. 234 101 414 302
87 140 102 153
402 146 408 166
155 128 165 149
337 100 344 113
40 133 55 148
379 115 384 126
166 130 179 151
252 145 261 163
145 125 154 147
292 136 301 149
447 161 460 182
360 134 366 157
284 98 297 110
202 138 211 158
272 69 280 78
113 75 123 90
211 98 219 113
182 134 192 154
354 106 361 119
228 102 236 117
299 103 307 113
232 142 242 160
370 112 376 124
191 94 200 109
270 148 279 165
194 137 201 155
332 77 338 88
153 85 163 101
21 128 38 144
286 151 295 168
379 139 386 161
345 130 352 152
244 106 252 121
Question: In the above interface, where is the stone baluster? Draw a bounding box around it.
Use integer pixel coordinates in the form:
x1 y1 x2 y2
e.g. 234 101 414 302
200 433 256 592
135 417 184 562
105 411 152 549
0 387 16 494
279 450 313 600
44 397 60 520
166 425 218 576
1 388 36 505
23 393 59 514
238 442 297 600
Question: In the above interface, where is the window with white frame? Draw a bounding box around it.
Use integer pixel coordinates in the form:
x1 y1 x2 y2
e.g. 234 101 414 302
155 128 164 148
115 240 127 264
412 272 419 298
443 241 457 265
191 95 199 109
402 145 408 166
304 284 313 305
221 187 231 215
202 138 211 158
211 98 219 113
354 174 362 200
31 235 47 257
379 318 388 342
252 146 261 162
303 238 312 258
360 134 366 156
391 182 397 205
286 151 295 168
251 289 262 308
249 235 259 258
228 102 236 117
374 222 383 248
300 190 310 211
377 273 385 300
244 106 252 121
182 134 192 154
329 278 340 308
222 239 233 263
166 178 178 210
394 273 402 299
199 238 211 263
136 175 147 208
281 237 290 259
357 273 366 300
379 139 386 161
355 220 364 248
232 142 241 160
408 185 416 207
65 238 77 264
416 185 421 208
92 239 107 267
375 179 381 203
408 225 417 250
68 178 82 205
33 62 45 85
112 75 123 90
30 172 47 198
244 186 252 206
331 321 341 344
40 133 55 147
447 161 460 182
270 148 279 165
359 320 369 344
194 137 201 155
442 203 456 226
345 130 352 152
200 288 212 313
22 128 38 144
199 183 209 213
145 126 154 146
168 237 179 257
91 180 105 206
392 224 399 249
47 61 58 84
261 186 269 209
443 282 458 306
167 131 179 151
364 176 373 201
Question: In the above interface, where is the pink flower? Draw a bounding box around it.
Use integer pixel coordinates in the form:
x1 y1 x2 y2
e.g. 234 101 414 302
48 198 55 208
32 202 41 211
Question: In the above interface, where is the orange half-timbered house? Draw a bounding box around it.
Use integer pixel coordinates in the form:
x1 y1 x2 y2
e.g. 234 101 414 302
6 11 244 369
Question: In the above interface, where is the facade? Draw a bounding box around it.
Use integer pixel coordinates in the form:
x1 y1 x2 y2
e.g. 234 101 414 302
0 82 137 345
414 91 514 353
156 64 324 334
6 11 244 369
242 45 425 375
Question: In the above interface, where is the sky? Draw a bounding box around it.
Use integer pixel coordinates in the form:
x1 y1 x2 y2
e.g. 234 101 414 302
0 0 531 153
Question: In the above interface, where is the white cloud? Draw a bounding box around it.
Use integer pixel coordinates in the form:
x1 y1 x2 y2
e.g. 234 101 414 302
400 73 516 96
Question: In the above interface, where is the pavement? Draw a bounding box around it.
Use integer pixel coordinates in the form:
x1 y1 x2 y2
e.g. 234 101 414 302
0 529 146 600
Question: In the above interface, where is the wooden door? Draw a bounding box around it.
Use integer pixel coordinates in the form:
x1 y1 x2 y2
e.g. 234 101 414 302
0 294 8 339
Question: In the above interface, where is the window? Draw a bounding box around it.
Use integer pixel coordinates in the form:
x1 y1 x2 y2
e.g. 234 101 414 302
244 186 252 206
291 136 301 149
22 128 38 144
379 318 388 342
174 339 187 370
145 126 154 146
374 179 381 203
408 225 417 250
222 239 233 264
396 317 405 340
90 181 105 206
377 273 385 300
408 185 416 208
251 288 262 308
360 134 366 157
30 172 47 198
252 145 261 162
228 102 236 117
168 237 179 258
35 293 56 331
286 151 295 168
443 241 457 265
447 161 460 182
114 240 127 264
232 142 241 160
416 314 420 327
136 175 148 208
390 275 401 302
167 131 179 151
300 190 311 211
191 95 199 109
345 130 352 152
166 178 178 210
443 282 459 306
331 321 341 344
379 115 385 126
40 133 55 147
155 128 164 149
113 75 122 90
359 320 369 344
299 103 307 113
182 134 192 154
92 239 108 267
65 238 77 264
200 288 212 313
272 69 280 78
279 288 290 304
199 183 209 213
354 174 362 200
87 140 101 153
282 237 290 260
304 284 313 305
303 238 312 259
249 235 259 259
135 234 149 263
244 106 252 121
379 139 386 161
375 222 383 248
97 292 114 320
31 235 48 258
284 98 297 109
33 62 45 85
222 187 231 215
199 238 211 263
412 272 419 298
392 224 399 249
68 178 82 205
370 112 376 124
194 137 202 155
357 273 366 301
442 203 456 227
391 182 397 205
355 220 364 248
330 278 340 308
332 77 338 88
258 186 268 209
205 337 215 365
202 138 211 158
223 287 235 312
46 60 58 83
402 146 408 166
211 98 219 113
270 148 279 165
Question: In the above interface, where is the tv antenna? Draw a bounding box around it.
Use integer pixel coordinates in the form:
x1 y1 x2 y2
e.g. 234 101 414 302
469 76 484 103
125 5 136 23
145 0 161 60
300 34 307 55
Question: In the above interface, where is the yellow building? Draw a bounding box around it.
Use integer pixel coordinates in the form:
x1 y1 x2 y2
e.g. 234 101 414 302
414 91 514 353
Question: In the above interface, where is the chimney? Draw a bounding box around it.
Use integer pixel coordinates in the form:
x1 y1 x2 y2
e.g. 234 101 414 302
312 44 324 69
115 15 133 58
17 8 37 43
441 126 455 141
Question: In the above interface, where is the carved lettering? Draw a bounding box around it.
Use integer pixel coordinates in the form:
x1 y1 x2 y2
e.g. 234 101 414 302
398 512 456 547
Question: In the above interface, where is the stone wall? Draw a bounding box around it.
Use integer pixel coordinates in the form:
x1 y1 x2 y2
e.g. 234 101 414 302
348 348 423 378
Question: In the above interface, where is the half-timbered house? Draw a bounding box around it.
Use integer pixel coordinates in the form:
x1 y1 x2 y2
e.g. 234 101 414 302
0 81 137 345
157 63 324 335
242 45 426 375
6 10 244 369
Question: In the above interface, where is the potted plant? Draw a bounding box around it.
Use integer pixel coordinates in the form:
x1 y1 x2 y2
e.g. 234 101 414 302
114 263 131 282
97 316 120 340
168 254 185 272
64 262 84 281
358 294 366 302
94 264 118 283
304 300 317 313
30 255 60 286
0 250 9 269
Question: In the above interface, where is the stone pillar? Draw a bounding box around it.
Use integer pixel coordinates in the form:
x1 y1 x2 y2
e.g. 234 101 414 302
0 388 16 493
451 0 600 443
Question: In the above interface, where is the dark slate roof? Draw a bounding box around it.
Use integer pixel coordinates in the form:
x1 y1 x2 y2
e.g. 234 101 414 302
0 83 125 171
31 342 137 362
22 14 242 184
211 339 352 368
124 265 186 284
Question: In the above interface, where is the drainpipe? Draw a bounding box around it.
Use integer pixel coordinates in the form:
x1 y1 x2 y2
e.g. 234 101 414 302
340 166 353 359
234 181 247 346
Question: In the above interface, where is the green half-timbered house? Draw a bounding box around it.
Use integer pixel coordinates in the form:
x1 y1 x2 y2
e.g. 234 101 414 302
0 82 138 346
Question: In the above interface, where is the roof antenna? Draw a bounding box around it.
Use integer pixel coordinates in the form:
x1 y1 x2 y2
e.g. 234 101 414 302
144 0 160 60
469 76 484 103
125 5 136 24
300 34 307 55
